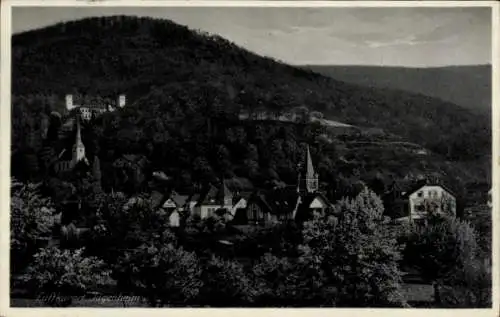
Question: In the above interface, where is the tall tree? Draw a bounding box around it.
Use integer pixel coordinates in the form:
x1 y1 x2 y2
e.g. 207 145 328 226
252 252 327 307
198 256 255 306
403 215 491 307
11 178 57 272
299 188 405 307
115 242 202 307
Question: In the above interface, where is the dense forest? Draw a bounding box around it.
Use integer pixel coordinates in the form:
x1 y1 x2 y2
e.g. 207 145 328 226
11 15 491 206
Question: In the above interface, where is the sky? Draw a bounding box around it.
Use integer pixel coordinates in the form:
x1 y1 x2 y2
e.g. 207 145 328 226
11 6 492 67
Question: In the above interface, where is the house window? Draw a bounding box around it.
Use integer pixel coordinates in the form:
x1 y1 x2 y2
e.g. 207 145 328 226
206 207 215 217
417 191 423 198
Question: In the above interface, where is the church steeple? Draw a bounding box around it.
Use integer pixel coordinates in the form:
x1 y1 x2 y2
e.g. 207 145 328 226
304 145 319 193
72 115 86 164
217 178 233 208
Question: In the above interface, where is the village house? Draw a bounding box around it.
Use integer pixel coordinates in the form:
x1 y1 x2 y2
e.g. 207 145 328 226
158 191 190 228
123 189 189 228
393 181 457 224
179 177 254 221
192 181 234 219
242 189 294 225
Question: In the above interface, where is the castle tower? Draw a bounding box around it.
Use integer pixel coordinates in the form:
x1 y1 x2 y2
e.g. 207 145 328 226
72 115 86 164
118 95 126 108
65 94 76 111
304 145 319 193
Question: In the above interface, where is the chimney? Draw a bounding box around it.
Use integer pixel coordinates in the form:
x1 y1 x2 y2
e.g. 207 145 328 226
118 95 126 108
65 94 75 111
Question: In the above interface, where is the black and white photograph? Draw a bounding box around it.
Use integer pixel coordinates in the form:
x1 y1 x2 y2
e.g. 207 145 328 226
2 0 498 312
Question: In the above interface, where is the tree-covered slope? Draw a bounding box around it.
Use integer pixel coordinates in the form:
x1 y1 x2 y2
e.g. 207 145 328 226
304 65 491 115
11 16 491 204
12 16 490 160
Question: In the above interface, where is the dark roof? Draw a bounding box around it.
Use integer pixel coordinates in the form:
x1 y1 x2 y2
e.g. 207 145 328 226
246 192 274 214
240 191 253 199
271 190 299 214
195 180 237 207
247 189 332 218
197 184 221 206
155 189 191 209
172 194 189 207
260 187 300 216
151 190 166 209
232 191 253 204
188 193 201 203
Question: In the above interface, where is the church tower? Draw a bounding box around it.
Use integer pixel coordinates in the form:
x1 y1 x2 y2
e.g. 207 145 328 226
302 145 319 193
65 94 76 111
118 94 126 108
72 115 87 165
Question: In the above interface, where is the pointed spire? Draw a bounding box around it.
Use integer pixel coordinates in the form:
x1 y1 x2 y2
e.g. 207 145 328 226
304 145 319 193
306 145 315 178
72 115 86 164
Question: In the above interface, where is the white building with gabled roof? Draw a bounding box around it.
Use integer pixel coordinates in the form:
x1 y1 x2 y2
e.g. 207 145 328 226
395 182 457 224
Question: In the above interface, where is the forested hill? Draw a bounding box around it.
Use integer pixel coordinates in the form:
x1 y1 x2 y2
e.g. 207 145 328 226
303 65 491 114
12 15 490 160
11 16 491 200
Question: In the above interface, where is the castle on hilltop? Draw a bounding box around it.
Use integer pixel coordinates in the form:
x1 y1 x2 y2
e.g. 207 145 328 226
66 94 126 120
